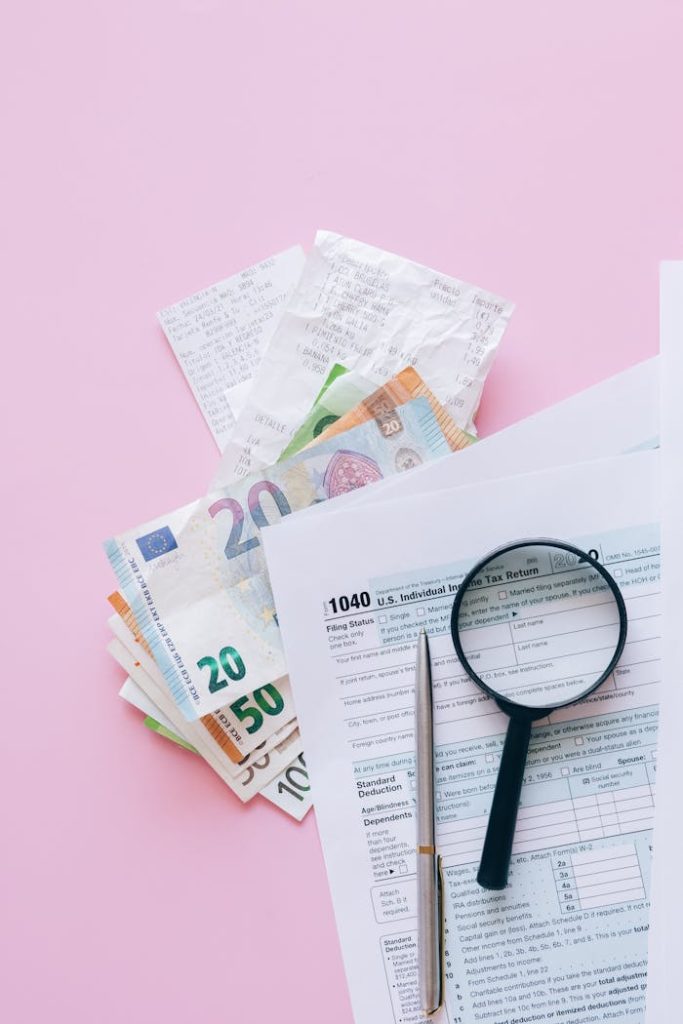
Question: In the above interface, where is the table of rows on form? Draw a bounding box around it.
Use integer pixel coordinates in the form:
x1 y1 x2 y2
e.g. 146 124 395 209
436 762 657 867
553 843 646 913
350 700 658 894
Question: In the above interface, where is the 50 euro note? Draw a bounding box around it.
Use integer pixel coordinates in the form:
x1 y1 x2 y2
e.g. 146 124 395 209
108 592 293 761
104 396 451 721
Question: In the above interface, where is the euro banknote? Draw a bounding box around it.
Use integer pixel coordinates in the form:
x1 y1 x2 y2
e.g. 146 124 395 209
105 396 450 720
108 635 301 801
259 752 312 821
278 365 375 459
108 593 292 760
108 614 296 772
143 714 197 752
310 365 475 453
119 665 312 819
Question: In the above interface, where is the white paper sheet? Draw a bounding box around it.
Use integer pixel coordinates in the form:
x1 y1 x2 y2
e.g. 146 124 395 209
645 262 683 1022
264 450 660 1024
158 247 305 449
213 231 513 483
118 675 178 734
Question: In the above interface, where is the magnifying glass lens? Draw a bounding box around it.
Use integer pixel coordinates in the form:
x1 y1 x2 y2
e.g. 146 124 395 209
455 543 623 710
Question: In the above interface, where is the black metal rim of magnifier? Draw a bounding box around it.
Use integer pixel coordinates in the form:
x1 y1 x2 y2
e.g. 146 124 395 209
449 537 628 711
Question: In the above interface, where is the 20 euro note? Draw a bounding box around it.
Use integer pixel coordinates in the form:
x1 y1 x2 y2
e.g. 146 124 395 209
310 365 474 454
104 397 451 720
108 630 297 771
108 592 294 761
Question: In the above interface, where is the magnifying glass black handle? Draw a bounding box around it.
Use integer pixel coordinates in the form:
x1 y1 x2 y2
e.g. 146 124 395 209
477 716 532 890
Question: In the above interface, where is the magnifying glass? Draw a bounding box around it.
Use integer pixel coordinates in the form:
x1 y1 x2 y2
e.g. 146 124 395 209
450 538 627 891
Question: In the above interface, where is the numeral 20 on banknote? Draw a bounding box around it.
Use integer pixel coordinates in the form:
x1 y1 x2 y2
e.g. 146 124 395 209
209 482 291 560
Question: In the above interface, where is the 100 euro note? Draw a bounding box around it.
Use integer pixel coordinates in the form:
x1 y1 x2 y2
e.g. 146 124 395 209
104 396 451 721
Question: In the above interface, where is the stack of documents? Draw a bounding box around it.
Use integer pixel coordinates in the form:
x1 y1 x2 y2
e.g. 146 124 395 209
259 255 681 1024
105 232 683 1020
104 230 513 821
264 360 661 1021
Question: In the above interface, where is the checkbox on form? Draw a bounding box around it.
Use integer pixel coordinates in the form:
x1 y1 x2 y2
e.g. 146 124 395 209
378 615 387 624
417 607 425 617
575 737 584 746
498 590 507 600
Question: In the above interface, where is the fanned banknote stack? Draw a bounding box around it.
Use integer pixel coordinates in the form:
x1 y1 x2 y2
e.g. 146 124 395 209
105 231 514 820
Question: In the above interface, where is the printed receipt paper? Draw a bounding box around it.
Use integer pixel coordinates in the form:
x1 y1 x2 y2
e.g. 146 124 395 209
158 247 305 450
213 231 513 483
264 449 661 1024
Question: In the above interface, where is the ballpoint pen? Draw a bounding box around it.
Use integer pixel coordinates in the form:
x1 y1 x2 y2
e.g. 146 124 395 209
415 628 443 1016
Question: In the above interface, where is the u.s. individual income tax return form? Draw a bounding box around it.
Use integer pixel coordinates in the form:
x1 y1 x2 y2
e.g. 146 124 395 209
263 448 661 1024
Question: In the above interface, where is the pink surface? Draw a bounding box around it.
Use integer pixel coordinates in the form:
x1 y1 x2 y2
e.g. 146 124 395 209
2 3 682 1022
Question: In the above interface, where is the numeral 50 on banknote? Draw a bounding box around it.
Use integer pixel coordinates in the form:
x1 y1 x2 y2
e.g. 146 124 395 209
198 646 285 734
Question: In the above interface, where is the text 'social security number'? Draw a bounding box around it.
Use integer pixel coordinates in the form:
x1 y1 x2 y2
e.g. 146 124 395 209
209 482 292 560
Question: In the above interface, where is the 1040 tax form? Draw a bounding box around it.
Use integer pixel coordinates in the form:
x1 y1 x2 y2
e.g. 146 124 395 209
264 449 660 1024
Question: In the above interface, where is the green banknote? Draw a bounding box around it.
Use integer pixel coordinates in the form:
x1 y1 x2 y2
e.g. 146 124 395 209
105 397 450 721
144 716 197 752
278 364 377 460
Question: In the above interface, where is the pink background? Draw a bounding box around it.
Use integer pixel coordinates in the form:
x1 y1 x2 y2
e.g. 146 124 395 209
2 3 682 1022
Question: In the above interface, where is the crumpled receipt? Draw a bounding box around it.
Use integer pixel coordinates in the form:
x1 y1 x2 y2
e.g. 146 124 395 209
212 231 513 485
158 246 305 450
